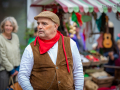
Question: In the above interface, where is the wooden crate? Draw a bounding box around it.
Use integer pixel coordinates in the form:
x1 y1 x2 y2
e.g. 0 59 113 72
100 56 109 64
92 75 114 84
81 55 91 66
100 59 109 64
85 68 104 74
85 54 101 66
90 61 101 66
91 54 101 65
97 82 113 88
82 62 91 66
91 73 114 88
84 77 92 81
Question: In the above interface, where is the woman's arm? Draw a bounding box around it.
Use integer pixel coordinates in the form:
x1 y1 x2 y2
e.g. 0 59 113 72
0 40 14 73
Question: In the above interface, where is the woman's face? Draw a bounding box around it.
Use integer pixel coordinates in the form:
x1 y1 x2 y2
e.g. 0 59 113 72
4 21 13 34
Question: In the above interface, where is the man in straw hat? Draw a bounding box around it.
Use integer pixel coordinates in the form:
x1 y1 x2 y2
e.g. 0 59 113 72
18 11 84 90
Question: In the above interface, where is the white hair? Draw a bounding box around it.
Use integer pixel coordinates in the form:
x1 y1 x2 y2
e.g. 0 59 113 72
0 16 18 32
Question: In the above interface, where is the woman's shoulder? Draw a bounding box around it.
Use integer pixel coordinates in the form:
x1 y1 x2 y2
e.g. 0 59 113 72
12 33 19 38
0 33 4 40
0 33 5 45
0 33 2 37
12 33 18 36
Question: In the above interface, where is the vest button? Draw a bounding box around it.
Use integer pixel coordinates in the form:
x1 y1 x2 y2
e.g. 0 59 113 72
58 81 61 84
56 67 58 69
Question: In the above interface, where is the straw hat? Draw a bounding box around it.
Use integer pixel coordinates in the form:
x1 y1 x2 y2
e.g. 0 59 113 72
34 11 60 26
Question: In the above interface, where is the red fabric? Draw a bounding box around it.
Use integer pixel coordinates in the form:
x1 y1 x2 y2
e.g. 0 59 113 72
60 32 70 73
85 55 99 62
34 31 70 73
53 8 57 13
115 54 120 66
83 28 86 41
98 86 116 90
75 13 83 26
118 12 120 15
34 31 60 54
97 33 103 48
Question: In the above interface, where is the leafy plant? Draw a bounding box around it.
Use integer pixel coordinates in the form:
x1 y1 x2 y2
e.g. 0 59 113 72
65 22 70 32
24 22 35 43
20 22 35 55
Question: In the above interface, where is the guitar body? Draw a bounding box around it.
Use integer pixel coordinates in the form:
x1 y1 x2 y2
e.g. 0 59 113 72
103 33 112 48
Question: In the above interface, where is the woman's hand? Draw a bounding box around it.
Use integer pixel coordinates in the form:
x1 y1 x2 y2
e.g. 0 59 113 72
11 70 18 77
108 51 114 56
110 55 114 60
108 51 114 60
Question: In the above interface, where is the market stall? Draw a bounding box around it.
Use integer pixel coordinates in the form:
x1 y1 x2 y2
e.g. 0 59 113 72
28 0 120 22
28 0 120 89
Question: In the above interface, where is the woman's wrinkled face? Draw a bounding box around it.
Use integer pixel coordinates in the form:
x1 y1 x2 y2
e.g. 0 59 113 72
4 21 13 34
37 17 58 40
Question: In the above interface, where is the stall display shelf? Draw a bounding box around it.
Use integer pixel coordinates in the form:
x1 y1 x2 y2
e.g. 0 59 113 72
81 51 109 66
90 71 114 88
81 54 91 66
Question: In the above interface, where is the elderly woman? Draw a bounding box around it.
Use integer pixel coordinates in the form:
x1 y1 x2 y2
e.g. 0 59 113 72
0 17 21 90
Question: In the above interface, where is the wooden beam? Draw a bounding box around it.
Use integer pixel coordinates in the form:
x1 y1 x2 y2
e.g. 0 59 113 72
103 65 120 69
91 32 103 35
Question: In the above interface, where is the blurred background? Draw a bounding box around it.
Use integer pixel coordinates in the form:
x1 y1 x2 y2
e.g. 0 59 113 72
0 0 120 54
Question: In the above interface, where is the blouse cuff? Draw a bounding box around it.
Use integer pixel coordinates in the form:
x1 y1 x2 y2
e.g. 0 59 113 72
10 69 15 75
15 65 20 71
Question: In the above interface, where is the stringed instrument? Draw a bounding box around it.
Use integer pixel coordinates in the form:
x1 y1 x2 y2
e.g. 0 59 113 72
103 16 112 48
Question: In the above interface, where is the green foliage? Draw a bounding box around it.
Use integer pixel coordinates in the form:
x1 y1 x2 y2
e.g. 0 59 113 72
65 22 70 32
24 23 35 43
20 22 35 55
20 44 26 55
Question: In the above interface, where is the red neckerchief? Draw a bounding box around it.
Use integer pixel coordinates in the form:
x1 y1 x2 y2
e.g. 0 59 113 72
34 31 70 73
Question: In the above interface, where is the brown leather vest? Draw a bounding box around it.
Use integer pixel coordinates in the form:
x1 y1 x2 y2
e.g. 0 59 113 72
30 36 74 90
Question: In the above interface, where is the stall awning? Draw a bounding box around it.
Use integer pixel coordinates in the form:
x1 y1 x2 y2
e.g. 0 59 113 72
31 0 120 13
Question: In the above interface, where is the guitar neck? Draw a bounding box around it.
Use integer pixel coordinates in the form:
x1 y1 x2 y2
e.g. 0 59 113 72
105 15 109 33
